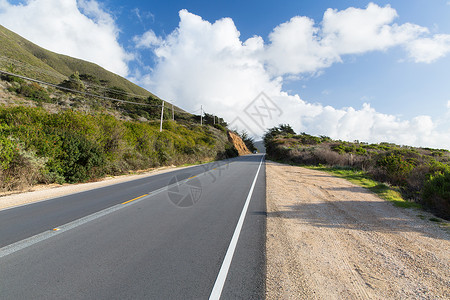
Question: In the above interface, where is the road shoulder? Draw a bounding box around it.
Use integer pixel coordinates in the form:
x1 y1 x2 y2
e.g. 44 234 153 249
0 165 189 210
266 161 450 299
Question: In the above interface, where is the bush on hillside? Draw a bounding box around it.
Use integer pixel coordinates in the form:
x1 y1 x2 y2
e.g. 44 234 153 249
59 72 85 92
0 105 232 191
422 170 450 219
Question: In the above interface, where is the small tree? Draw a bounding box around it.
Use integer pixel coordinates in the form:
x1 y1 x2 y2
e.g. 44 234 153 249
240 130 257 153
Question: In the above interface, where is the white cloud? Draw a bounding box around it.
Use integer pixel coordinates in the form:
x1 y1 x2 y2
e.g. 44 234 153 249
265 16 338 75
321 4 427 54
136 8 450 149
0 0 130 76
134 30 163 48
264 3 430 75
406 34 450 63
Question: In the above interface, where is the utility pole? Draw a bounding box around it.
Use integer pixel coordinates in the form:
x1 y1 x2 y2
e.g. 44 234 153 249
213 115 216 125
160 100 165 132
172 104 174 121
200 105 203 126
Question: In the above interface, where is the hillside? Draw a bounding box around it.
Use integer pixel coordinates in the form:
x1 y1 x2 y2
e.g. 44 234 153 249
264 125 450 219
0 25 152 97
0 26 251 194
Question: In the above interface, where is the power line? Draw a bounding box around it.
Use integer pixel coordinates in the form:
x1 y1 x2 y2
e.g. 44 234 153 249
0 69 165 107
0 61 207 123
0 56 66 81
0 55 154 101
0 56 205 115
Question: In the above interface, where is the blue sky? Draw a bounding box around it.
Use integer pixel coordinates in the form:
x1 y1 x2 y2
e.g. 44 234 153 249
1 0 450 148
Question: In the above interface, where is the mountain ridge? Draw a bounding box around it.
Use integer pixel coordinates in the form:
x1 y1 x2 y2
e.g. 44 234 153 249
0 25 154 98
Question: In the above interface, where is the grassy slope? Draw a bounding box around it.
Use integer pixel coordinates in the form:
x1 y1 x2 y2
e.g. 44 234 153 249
0 25 153 97
0 105 235 191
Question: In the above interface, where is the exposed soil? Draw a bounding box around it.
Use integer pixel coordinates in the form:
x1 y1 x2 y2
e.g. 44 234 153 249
228 131 251 156
266 161 449 299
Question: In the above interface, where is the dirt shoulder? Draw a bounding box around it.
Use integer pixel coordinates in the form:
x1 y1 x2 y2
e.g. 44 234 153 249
266 161 449 299
0 165 188 211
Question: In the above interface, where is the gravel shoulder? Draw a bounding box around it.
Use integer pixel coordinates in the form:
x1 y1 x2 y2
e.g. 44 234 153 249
0 165 188 211
266 161 449 299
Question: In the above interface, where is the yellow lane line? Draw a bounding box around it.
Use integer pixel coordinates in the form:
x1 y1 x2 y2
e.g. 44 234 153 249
188 175 196 179
122 194 149 205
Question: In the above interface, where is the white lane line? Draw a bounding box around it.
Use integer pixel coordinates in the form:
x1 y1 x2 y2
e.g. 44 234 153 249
209 155 265 300
0 162 237 259
0 182 175 259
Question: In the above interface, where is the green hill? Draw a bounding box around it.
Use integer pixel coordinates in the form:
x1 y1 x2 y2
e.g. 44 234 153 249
0 25 152 97
0 26 241 195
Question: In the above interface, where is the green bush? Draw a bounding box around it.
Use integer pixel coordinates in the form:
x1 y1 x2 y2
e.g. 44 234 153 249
17 83 51 103
376 153 415 185
0 135 16 170
58 72 85 92
224 142 239 158
58 132 105 182
422 171 450 219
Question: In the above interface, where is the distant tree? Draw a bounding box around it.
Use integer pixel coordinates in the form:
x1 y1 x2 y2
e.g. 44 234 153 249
279 124 295 135
240 130 257 153
263 124 296 144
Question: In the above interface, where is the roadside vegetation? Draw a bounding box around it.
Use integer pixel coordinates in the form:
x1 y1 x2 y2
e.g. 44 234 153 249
264 124 450 219
0 105 237 191
0 26 244 195
0 72 238 192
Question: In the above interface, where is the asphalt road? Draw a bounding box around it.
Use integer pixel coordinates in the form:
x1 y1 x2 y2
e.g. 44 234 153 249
0 154 266 299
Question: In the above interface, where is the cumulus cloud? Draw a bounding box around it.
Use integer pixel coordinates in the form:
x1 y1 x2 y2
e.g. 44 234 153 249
406 34 450 63
134 30 163 48
0 0 130 76
137 6 450 149
265 3 429 75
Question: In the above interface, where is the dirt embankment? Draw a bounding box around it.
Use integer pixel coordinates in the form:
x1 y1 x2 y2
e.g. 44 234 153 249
266 161 449 299
227 131 251 156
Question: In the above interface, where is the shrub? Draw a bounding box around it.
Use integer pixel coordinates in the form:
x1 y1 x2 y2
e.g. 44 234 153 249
57 132 105 182
224 142 239 158
376 153 415 185
0 135 16 170
17 83 51 102
0 137 47 191
59 72 85 91
422 171 450 219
